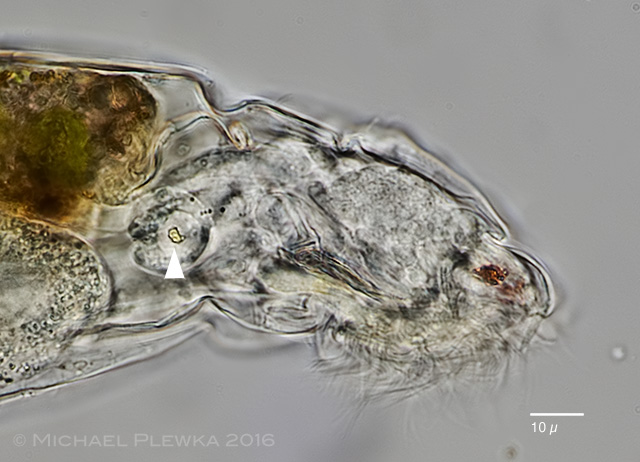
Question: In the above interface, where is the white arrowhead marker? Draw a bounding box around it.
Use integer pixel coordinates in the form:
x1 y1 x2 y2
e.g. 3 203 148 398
164 248 185 279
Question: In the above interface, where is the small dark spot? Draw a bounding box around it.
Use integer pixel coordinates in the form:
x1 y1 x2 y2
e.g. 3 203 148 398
450 249 470 269
35 193 66 218
29 71 43 82
308 181 327 199
219 207 226 213
504 444 518 460
473 264 508 286
334 320 355 335
252 279 269 294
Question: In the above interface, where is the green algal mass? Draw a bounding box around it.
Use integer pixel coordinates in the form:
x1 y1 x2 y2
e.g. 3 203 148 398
21 105 93 189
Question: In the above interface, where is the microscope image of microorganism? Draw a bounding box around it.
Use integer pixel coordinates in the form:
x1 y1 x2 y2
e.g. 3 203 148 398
0 50 555 403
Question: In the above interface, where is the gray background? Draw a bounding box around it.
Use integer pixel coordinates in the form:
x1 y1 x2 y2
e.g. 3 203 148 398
0 1 638 461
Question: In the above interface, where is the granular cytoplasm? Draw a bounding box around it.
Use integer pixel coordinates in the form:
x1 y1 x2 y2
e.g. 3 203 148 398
0 50 556 402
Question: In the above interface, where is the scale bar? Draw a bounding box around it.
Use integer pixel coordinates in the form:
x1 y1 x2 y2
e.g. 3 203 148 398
530 413 584 417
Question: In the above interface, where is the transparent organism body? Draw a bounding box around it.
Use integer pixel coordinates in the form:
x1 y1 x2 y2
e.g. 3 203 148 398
0 50 555 403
